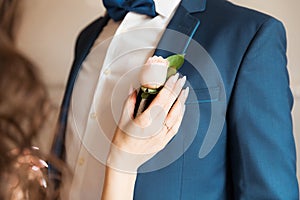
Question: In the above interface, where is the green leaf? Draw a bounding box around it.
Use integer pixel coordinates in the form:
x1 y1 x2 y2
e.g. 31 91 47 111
141 92 150 99
167 54 185 70
141 86 159 94
166 67 177 79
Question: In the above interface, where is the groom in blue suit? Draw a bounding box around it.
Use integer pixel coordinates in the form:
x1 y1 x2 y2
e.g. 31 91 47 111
51 0 299 199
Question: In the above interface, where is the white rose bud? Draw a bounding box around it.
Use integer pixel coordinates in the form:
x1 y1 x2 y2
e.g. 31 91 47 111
139 56 169 89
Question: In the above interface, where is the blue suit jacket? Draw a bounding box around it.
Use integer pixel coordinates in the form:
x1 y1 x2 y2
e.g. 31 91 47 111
55 0 299 199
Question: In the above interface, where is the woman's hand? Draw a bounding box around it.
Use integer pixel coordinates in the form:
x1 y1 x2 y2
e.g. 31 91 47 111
102 74 188 200
107 73 189 172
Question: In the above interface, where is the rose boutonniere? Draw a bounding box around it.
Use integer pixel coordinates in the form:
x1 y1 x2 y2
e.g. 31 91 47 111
134 54 185 117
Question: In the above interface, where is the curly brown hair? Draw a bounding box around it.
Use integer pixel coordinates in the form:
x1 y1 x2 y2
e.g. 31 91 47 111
0 1 60 199
0 0 22 41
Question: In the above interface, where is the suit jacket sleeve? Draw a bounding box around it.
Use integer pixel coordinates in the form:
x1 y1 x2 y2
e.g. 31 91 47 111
227 17 299 199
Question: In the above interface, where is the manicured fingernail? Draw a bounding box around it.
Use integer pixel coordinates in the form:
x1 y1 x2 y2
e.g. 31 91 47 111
184 87 189 98
180 76 186 86
172 73 179 83
39 159 48 168
182 105 186 114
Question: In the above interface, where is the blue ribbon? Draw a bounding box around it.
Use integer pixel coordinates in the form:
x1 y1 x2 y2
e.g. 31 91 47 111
103 0 157 21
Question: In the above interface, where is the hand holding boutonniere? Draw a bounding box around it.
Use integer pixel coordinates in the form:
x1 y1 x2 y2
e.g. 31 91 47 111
134 54 185 117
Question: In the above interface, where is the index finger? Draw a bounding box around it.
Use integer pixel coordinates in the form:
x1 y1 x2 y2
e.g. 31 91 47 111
145 74 186 117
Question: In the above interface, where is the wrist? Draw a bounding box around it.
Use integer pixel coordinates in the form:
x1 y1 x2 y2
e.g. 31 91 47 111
106 145 140 173
102 166 137 200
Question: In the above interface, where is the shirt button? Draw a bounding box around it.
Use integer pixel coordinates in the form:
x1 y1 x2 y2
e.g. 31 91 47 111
78 157 85 166
90 112 97 119
104 68 111 75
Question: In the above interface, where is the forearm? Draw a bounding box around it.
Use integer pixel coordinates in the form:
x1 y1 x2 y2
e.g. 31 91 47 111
101 166 137 200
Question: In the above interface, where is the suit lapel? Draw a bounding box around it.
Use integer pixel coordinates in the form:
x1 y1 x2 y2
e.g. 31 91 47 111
154 0 206 57
181 0 207 13
50 14 110 166
153 0 227 160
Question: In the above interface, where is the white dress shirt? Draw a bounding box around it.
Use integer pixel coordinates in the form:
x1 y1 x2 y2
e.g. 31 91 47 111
62 0 180 199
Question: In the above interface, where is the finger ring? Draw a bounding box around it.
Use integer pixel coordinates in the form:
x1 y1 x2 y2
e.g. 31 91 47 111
164 122 171 131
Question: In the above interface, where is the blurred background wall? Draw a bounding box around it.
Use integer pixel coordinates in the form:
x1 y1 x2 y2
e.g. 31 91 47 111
16 0 300 185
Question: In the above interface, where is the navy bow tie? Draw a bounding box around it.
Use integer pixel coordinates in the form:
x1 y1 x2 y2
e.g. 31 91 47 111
103 0 157 21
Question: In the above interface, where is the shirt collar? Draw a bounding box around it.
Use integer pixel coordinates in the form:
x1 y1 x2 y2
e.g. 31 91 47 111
154 0 181 17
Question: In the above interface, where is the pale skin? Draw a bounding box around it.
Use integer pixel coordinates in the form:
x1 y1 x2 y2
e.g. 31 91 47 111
101 74 189 200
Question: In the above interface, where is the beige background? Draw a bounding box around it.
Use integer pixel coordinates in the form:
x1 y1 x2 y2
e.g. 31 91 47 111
16 0 299 186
